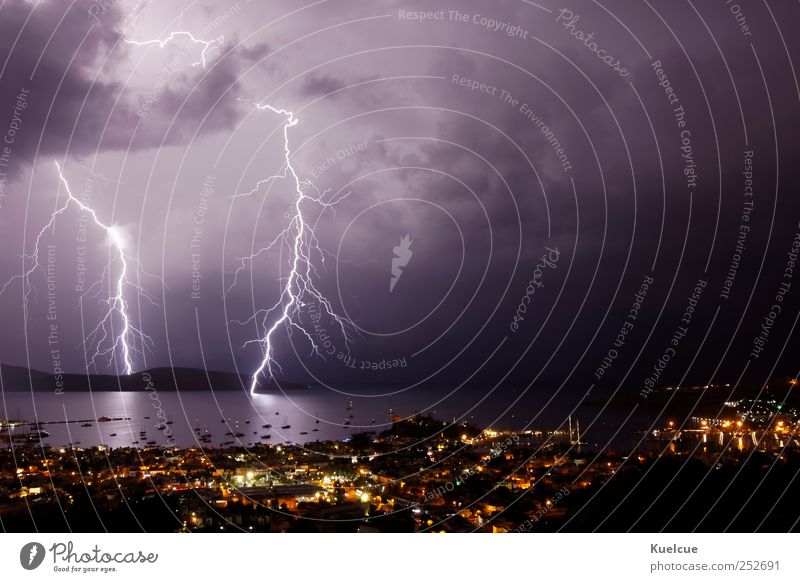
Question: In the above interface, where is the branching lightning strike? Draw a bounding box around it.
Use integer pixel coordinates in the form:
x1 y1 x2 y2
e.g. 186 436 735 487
1 162 153 375
28 30 351 388
1 32 223 376
229 99 355 393
124 31 224 68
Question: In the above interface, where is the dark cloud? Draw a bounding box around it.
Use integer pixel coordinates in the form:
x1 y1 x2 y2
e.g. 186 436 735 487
299 73 349 97
0 0 269 180
0 0 798 396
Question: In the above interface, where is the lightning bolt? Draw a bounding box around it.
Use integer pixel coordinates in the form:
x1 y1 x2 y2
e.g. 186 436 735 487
1 162 153 375
120 30 354 389
228 99 355 393
124 31 224 68
14 29 229 375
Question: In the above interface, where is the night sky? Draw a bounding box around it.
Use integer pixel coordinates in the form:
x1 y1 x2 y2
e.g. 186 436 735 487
1 0 799 405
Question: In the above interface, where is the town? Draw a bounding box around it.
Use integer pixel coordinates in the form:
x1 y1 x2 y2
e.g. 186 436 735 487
2 403 798 532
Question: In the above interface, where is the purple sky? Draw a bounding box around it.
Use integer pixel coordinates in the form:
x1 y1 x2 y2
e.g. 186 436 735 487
0 0 799 399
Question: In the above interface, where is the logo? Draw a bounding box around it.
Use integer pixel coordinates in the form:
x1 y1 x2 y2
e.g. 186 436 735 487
20 542 46 570
389 234 413 292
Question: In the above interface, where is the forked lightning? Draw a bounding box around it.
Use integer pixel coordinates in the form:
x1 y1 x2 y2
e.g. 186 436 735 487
1 162 153 374
229 100 354 392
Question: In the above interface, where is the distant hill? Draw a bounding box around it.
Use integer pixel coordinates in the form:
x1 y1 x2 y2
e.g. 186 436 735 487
585 379 800 416
0 364 303 393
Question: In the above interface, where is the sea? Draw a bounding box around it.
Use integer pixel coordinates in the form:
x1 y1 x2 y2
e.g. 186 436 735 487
0 386 634 450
